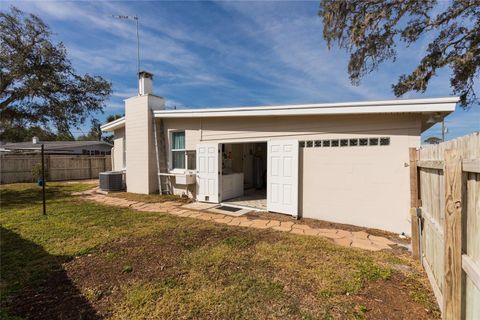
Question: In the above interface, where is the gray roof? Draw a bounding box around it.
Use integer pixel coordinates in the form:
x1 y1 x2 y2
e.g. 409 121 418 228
2 140 112 151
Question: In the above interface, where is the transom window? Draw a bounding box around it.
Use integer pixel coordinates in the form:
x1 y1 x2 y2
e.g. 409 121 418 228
299 136 390 148
171 131 186 169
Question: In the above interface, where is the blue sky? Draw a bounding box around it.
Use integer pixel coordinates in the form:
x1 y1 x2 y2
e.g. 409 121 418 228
3 0 479 141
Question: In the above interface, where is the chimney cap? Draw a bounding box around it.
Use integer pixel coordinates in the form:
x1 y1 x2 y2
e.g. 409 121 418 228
138 71 153 79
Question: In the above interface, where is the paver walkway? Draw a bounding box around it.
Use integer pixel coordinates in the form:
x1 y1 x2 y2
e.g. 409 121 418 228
73 188 397 251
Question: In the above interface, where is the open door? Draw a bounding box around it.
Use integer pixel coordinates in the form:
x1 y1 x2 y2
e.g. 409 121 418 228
267 140 299 217
196 143 220 203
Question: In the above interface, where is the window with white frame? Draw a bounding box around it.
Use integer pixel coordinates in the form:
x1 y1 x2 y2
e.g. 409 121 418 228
171 131 186 169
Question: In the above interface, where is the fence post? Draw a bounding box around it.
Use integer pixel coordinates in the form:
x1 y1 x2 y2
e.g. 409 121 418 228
46 155 51 181
88 157 92 179
409 147 420 260
443 149 462 319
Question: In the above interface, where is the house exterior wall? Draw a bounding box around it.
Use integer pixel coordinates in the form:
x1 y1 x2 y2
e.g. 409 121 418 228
125 95 164 194
160 114 421 234
299 130 419 234
113 127 125 171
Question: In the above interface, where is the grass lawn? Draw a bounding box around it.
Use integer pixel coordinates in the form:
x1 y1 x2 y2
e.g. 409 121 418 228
0 182 440 319
106 191 191 204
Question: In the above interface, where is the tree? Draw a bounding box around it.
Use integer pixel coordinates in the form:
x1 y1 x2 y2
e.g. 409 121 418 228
101 114 123 144
0 6 112 139
77 114 123 143
105 114 123 123
424 136 442 144
318 0 479 108
0 124 57 142
77 119 102 142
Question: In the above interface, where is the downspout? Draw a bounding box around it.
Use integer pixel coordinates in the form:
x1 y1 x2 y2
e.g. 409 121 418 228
152 110 162 194
111 146 115 170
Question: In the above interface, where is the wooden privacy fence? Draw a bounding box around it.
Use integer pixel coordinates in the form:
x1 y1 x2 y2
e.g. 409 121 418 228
410 132 480 320
0 154 111 184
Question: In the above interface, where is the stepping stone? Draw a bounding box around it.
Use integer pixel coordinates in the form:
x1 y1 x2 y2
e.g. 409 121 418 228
334 237 352 247
140 204 159 212
303 228 321 236
290 228 305 235
216 216 234 224
352 231 369 240
266 220 281 228
273 221 294 232
250 219 270 229
336 230 353 238
369 235 395 246
188 212 203 218
239 219 253 227
292 224 312 230
320 231 345 240
351 238 380 251
226 217 242 226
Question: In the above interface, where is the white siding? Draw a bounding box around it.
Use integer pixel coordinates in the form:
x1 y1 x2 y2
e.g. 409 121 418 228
113 127 125 171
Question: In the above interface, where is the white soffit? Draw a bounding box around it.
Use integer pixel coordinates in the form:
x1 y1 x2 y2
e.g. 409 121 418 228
100 116 125 132
153 97 458 119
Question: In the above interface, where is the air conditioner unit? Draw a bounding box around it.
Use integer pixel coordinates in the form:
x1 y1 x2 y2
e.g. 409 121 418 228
99 171 124 191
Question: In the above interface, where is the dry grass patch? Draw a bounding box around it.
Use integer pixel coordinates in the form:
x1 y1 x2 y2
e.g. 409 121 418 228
1 183 440 320
106 191 191 204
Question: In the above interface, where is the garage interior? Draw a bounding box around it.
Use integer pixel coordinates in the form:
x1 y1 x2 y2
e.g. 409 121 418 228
220 142 267 210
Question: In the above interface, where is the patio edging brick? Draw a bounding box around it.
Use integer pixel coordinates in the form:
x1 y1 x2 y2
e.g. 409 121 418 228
73 188 397 252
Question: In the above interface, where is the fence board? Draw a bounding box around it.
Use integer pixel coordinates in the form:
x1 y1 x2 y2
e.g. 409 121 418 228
443 150 462 319
413 132 479 319
0 155 111 184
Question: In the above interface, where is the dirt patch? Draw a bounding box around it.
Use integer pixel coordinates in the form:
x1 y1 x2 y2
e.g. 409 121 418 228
352 273 440 319
246 211 410 245
4 225 437 319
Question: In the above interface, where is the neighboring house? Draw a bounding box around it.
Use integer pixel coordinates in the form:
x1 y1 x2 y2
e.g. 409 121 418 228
1 138 112 155
101 71 458 234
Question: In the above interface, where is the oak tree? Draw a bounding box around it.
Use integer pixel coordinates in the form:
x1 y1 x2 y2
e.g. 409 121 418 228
0 6 112 140
319 0 479 108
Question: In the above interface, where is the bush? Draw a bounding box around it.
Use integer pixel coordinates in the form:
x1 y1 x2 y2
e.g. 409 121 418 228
31 163 47 180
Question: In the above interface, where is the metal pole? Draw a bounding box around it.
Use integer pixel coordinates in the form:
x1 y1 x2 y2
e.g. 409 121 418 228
41 144 46 215
442 120 445 142
135 16 140 76
111 15 140 93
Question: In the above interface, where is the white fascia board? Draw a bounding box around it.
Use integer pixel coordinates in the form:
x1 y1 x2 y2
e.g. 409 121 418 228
153 97 458 119
100 117 126 132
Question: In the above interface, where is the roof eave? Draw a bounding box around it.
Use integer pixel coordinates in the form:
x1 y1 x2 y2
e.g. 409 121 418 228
153 99 457 119
101 117 126 132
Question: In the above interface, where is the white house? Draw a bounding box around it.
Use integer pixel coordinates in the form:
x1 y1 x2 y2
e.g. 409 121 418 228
101 71 458 234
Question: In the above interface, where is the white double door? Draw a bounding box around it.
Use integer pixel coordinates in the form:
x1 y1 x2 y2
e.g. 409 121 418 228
196 140 299 217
